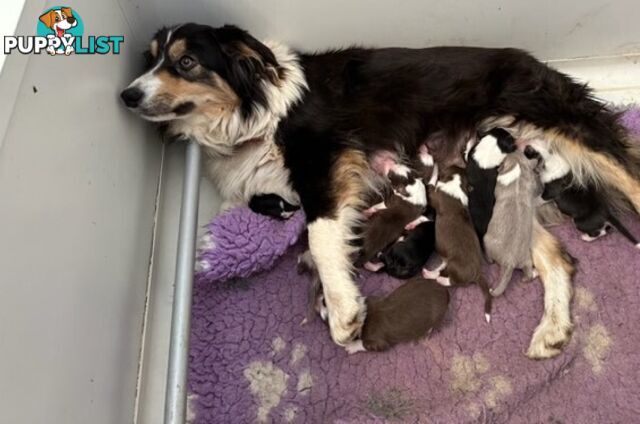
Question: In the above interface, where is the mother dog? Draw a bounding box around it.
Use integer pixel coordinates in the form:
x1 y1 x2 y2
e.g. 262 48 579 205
121 24 640 358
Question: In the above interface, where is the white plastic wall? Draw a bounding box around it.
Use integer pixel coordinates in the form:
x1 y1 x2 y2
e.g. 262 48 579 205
0 1 161 423
1 1 639 424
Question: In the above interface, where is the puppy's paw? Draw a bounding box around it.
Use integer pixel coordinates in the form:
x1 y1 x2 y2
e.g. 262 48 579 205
404 216 428 231
435 275 451 287
422 268 440 280
580 228 606 242
327 295 366 346
364 261 384 272
526 316 573 359
344 340 366 355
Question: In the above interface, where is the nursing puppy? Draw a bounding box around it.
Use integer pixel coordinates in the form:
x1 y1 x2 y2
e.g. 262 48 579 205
344 277 449 353
356 162 428 271
466 128 517 240
378 145 438 278
526 141 640 248
380 219 436 279
484 151 542 296
423 167 492 322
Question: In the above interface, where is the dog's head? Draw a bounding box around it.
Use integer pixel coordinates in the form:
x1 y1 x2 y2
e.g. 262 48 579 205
39 8 77 36
120 23 282 124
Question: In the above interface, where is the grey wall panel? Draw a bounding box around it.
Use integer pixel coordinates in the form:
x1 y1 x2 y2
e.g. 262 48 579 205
125 0 640 61
0 0 161 422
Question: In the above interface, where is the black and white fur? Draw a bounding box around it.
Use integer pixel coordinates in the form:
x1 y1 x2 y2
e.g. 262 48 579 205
122 23 640 357
465 128 517 241
527 140 640 248
249 193 300 219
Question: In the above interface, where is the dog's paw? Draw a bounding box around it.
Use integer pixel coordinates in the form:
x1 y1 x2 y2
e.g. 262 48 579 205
326 295 366 346
526 316 573 359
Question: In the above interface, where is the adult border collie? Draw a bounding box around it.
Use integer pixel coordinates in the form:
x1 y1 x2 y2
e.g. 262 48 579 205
121 24 640 359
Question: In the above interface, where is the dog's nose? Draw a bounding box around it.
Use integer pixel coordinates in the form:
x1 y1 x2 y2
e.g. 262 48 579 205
67 17 76 24
120 87 144 108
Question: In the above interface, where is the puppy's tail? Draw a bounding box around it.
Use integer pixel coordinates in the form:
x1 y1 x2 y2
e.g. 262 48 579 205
491 266 514 297
607 213 640 247
478 276 493 323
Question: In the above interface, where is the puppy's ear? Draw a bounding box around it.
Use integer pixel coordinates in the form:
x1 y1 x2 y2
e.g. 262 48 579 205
39 11 55 28
61 7 73 18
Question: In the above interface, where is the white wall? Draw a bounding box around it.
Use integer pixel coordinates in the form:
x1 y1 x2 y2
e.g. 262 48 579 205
0 0 25 72
127 0 640 60
0 0 162 423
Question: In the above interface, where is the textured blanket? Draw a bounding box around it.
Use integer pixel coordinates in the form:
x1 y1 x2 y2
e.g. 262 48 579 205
188 111 640 423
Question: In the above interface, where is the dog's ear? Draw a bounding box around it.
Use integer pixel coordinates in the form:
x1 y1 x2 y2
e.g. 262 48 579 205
217 25 279 70
39 10 55 28
214 25 281 116
61 7 73 18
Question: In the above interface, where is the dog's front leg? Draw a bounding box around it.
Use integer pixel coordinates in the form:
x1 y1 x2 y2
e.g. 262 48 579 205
308 209 366 345
305 148 372 345
526 220 574 359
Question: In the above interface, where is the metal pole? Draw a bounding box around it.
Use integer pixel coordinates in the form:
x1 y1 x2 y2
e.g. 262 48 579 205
164 140 201 424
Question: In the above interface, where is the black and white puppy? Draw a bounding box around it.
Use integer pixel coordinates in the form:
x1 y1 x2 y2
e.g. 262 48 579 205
465 128 517 240
526 142 640 248
249 193 300 219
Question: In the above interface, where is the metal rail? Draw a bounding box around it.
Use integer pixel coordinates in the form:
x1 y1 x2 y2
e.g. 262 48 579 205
164 140 201 424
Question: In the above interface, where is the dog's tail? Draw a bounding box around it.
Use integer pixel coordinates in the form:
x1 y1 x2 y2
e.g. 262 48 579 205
491 265 514 297
478 276 493 323
607 212 640 248
500 61 640 214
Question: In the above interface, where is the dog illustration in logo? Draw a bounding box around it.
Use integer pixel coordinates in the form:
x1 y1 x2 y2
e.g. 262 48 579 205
39 7 77 55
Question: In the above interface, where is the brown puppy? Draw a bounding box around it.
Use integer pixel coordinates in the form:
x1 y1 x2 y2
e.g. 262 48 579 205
422 166 492 322
357 161 428 271
344 277 449 353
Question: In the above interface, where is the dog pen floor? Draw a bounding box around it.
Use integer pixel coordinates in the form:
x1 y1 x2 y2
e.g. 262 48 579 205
185 112 640 423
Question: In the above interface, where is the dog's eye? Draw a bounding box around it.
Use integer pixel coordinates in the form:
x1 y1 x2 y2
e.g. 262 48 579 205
55 16 61 22
178 55 196 71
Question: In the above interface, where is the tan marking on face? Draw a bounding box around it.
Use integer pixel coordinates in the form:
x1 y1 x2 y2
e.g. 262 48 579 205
168 38 187 62
153 69 240 116
149 39 158 58
331 149 370 211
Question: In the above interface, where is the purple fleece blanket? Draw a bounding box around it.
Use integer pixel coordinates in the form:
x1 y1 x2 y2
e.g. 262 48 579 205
188 111 640 423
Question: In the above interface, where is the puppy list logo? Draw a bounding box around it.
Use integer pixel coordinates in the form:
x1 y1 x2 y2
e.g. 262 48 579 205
3 6 124 56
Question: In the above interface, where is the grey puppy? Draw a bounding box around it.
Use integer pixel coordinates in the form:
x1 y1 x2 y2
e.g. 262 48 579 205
484 151 542 296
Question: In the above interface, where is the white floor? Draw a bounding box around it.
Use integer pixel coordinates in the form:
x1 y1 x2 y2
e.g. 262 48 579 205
133 55 640 424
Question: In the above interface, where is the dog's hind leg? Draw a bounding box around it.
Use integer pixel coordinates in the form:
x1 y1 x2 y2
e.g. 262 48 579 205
307 149 371 345
527 220 575 359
